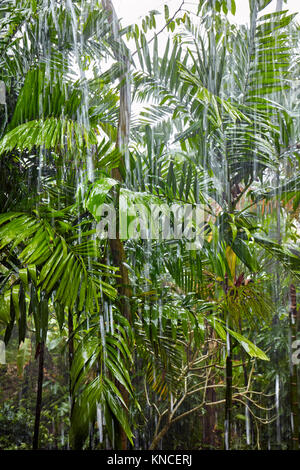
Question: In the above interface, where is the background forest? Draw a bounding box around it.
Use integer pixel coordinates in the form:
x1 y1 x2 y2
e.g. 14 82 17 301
0 0 299 451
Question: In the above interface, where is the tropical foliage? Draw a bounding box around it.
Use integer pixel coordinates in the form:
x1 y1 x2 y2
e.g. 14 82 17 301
0 0 299 451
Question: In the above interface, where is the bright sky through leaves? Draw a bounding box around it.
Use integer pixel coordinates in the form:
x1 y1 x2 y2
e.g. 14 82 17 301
113 0 299 27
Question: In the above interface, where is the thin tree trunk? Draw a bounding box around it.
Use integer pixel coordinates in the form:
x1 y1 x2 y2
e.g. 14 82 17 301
203 384 217 448
242 354 251 446
223 276 232 450
68 309 74 379
289 284 299 449
101 0 132 322
273 168 281 445
68 308 74 409
149 421 171 450
239 317 251 446
32 341 45 449
203 328 217 449
224 337 233 450
101 0 132 449
273 0 283 441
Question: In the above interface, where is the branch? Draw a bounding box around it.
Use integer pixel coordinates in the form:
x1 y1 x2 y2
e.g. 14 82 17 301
132 1 185 59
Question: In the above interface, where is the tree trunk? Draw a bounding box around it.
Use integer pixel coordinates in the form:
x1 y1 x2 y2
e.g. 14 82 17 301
203 384 217 448
149 421 171 450
242 355 251 446
273 168 281 445
203 328 217 449
100 0 132 321
68 308 74 411
32 341 45 449
101 0 132 449
289 284 299 449
224 336 232 450
223 276 233 450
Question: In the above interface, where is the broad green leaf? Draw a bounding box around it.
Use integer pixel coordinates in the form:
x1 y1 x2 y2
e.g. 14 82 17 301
86 177 119 221
226 327 269 360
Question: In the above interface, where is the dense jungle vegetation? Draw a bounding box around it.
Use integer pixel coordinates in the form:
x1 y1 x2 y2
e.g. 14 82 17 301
0 0 299 451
